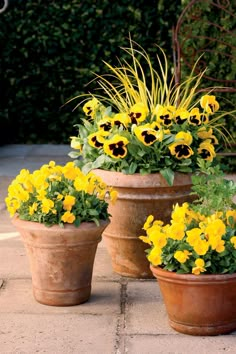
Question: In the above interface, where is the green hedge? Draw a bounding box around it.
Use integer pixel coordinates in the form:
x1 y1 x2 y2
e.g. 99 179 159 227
0 0 181 144
0 0 235 160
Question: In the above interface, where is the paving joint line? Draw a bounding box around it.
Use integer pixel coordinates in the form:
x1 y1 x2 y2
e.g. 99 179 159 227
115 278 128 354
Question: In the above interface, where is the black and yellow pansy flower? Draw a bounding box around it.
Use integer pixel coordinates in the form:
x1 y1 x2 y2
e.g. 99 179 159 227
188 108 208 126
104 134 129 159
83 98 100 119
98 117 113 132
150 121 162 132
197 140 216 162
174 108 189 125
175 131 193 145
88 132 107 148
169 131 194 159
154 105 175 127
200 95 220 114
134 124 163 146
129 103 148 124
113 113 131 129
197 127 219 145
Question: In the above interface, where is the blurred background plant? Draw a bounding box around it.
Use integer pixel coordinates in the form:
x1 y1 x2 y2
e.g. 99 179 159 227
0 0 181 144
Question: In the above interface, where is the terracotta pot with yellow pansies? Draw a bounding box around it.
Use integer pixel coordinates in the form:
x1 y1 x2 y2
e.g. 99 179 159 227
67 39 235 278
140 164 236 335
5 161 117 305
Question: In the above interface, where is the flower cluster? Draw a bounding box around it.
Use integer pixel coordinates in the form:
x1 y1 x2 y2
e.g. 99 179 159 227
5 161 117 227
70 94 222 184
140 204 236 275
140 163 236 274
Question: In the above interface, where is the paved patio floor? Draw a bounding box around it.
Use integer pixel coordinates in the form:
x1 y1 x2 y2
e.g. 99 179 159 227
0 144 236 354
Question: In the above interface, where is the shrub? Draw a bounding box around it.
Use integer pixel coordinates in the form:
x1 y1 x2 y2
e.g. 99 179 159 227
0 0 181 144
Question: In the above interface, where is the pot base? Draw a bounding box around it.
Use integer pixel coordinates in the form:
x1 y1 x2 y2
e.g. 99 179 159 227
169 319 236 336
103 232 154 279
33 285 91 306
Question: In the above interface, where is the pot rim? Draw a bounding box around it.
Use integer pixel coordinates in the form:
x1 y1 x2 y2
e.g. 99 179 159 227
12 215 110 232
93 169 193 188
150 265 236 283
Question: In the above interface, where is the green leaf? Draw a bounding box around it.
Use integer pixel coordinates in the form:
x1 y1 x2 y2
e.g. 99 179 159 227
68 151 81 159
81 162 94 174
89 209 99 216
160 168 174 186
128 162 138 174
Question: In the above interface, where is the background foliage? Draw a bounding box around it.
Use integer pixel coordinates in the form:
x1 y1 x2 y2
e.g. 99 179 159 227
0 0 235 160
178 0 236 169
179 0 236 87
0 0 181 144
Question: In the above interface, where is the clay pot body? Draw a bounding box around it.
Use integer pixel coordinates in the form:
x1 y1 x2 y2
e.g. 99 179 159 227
93 170 193 278
12 216 109 306
151 266 236 336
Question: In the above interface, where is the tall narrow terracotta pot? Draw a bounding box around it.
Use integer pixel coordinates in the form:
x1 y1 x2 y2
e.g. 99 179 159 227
93 170 193 278
151 266 236 336
12 216 109 306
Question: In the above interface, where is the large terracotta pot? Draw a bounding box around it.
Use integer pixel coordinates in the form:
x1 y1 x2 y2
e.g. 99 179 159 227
151 266 236 336
93 170 193 278
12 216 109 306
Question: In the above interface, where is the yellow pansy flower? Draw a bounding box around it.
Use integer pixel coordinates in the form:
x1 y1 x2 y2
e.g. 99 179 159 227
188 107 208 126
155 105 175 127
186 228 202 246
29 202 38 216
62 162 81 180
41 198 54 214
61 211 76 224
230 236 236 248
83 97 99 118
129 102 149 124
205 218 226 239
103 134 129 159
139 236 152 245
192 259 206 275
113 113 131 128
174 250 191 263
197 140 216 162
193 239 209 256
134 125 159 146
147 246 162 266
143 215 154 230
168 222 185 240
200 95 219 114
174 108 189 125
63 195 76 211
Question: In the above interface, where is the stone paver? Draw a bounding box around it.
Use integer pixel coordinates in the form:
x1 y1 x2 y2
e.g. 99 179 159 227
0 314 117 354
0 145 236 354
125 334 236 354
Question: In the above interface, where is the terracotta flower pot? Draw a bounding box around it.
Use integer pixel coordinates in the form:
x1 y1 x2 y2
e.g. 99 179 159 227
151 265 236 336
93 170 193 279
12 216 110 306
